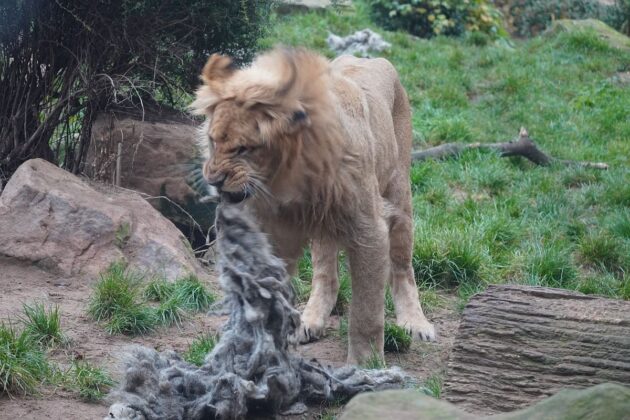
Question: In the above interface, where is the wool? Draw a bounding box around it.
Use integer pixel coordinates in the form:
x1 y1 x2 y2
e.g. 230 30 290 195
105 204 407 420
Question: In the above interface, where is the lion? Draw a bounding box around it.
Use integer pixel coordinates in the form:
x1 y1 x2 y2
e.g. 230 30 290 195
190 47 435 364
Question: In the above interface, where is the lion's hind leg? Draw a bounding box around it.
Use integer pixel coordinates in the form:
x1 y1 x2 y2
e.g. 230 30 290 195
297 237 339 343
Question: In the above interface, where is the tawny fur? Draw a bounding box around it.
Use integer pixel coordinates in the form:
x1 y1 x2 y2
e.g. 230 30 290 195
191 47 435 364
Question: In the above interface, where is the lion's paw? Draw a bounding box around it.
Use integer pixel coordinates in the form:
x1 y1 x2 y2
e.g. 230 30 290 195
296 315 326 344
397 318 436 342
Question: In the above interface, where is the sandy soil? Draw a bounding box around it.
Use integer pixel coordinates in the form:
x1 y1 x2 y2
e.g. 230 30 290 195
0 257 459 420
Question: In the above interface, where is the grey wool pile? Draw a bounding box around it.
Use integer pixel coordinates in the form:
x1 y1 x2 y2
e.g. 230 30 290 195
105 204 408 420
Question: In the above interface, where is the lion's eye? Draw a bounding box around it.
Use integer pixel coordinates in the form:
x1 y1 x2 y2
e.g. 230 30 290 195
236 146 248 155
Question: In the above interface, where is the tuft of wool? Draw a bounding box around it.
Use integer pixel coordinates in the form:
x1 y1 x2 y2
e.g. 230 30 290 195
105 204 407 420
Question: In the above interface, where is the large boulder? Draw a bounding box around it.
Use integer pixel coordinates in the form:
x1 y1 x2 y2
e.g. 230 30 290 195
546 19 630 52
0 159 206 280
85 108 215 244
340 383 630 420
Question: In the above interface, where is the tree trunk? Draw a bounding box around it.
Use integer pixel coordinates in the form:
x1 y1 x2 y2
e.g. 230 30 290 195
443 285 630 414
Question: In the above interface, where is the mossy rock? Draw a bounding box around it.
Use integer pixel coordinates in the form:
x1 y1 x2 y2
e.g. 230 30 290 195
340 383 630 420
545 19 630 52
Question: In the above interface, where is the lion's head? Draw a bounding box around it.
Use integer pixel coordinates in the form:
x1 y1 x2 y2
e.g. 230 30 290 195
190 48 335 205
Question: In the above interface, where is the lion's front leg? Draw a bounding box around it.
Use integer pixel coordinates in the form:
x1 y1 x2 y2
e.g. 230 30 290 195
298 237 339 343
345 217 389 365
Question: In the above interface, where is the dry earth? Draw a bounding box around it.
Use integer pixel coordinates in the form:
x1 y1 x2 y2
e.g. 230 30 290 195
0 256 459 419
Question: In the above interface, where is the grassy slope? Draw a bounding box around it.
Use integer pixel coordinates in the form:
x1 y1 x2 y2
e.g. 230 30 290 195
260 2 630 303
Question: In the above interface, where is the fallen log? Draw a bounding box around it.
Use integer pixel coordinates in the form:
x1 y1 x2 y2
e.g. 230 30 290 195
443 284 630 414
412 128 609 169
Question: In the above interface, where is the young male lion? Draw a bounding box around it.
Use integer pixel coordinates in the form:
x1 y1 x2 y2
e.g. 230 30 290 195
191 47 435 364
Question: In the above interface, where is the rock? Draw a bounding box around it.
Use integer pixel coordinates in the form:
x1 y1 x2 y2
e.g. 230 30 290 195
0 159 206 280
327 29 391 57
443 285 630 414
85 108 216 245
278 0 351 10
545 19 630 52
340 383 630 420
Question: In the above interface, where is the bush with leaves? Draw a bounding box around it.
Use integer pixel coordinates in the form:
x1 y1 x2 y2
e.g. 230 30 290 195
369 0 505 38
503 0 610 36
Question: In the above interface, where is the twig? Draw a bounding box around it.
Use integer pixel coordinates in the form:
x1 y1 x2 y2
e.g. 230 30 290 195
412 127 609 170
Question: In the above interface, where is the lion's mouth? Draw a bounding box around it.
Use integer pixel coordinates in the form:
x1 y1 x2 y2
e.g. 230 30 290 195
221 189 252 204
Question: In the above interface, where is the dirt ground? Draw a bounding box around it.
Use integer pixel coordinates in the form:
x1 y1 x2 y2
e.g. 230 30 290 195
0 257 459 420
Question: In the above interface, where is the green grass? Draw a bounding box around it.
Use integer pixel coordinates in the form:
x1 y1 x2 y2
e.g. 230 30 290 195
184 333 218 366
259 1 630 303
0 322 50 396
66 361 114 401
362 344 387 369
19 303 67 348
383 322 412 353
423 373 444 398
89 263 215 335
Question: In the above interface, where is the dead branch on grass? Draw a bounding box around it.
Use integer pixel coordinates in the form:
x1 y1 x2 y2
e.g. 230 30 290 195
412 127 609 170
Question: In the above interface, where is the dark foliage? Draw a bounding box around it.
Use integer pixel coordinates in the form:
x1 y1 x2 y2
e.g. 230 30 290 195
0 0 274 180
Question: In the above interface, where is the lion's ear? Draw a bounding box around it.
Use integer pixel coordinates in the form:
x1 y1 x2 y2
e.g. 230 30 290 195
200 54 236 88
190 54 236 116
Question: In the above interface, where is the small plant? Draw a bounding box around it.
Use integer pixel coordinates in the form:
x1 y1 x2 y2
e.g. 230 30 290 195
20 303 67 347
143 279 176 302
362 344 386 369
105 305 157 335
173 275 215 311
88 262 157 335
0 322 50 396
87 262 142 322
526 245 577 288
291 275 312 304
184 333 219 366
384 322 412 353
67 361 114 401
578 233 628 274
575 274 620 298
155 296 187 327
423 373 443 398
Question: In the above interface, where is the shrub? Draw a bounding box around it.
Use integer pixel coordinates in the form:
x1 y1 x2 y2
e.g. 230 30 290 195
369 0 505 38
507 0 609 36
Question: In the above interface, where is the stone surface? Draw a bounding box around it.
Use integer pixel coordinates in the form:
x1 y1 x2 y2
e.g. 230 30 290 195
340 383 630 420
0 158 206 280
443 285 630 414
279 0 351 10
546 19 630 51
85 108 216 242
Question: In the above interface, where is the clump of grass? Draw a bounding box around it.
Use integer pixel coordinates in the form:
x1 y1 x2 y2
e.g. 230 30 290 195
413 231 486 289
87 262 157 335
337 317 348 342
173 275 215 311
184 333 218 366
105 305 157 335
291 276 312 304
333 269 352 315
19 303 67 347
419 287 445 315
578 233 628 274
385 288 395 317
609 211 630 240
383 322 412 353
362 344 386 370
0 322 50 396
526 245 577 288
423 373 443 398
155 297 186 327
87 262 142 322
143 278 176 302
67 361 114 401
575 274 620 298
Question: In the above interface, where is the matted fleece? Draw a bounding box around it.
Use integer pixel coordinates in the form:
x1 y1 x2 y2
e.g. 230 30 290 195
105 204 408 420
